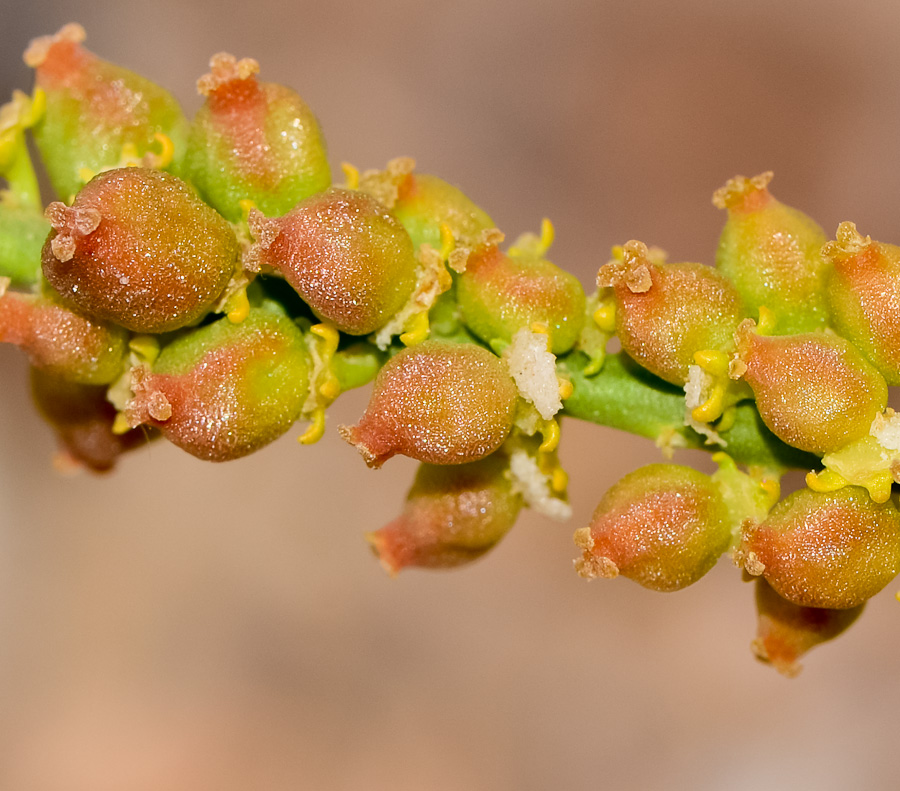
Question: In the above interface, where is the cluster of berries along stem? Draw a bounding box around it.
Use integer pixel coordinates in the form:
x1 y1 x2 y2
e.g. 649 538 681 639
2 24 900 676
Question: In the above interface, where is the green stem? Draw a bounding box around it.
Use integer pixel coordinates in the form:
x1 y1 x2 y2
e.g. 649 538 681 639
557 351 818 472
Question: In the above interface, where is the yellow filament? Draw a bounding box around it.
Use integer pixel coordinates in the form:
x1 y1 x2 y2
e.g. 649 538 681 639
400 311 430 346
759 478 781 508
531 322 549 335
538 217 555 255
341 161 360 190
539 418 560 453
438 223 455 262
558 378 574 400
319 373 341 402
691 381 727 423
299 408 326 445
582 352 605 377
27 87 46 125
756 305 777 335
805 468 848 494
147 132 175 169
693 349 730 377
77 167 95 185
225 288 250 324
128 335 160 366
119 142 141 167
239 198 257 222
112 412 131 436
592 303 616 334
551 467 569 494
311 323 340 357
863 471 894 504
716 406 736 433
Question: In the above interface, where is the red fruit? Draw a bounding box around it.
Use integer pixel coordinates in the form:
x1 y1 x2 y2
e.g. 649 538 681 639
751 577 864 677
740 486 900 609
574 463 731 592
42 167 238 333
732 321 887 455
367 454 522 574
597 240 746 385
246 189 418 335
340 341 518 468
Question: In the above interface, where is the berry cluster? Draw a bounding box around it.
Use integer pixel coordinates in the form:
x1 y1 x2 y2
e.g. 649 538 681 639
2 24 898 676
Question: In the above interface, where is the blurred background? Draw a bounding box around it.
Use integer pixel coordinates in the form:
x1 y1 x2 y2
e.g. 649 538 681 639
2 0 900 788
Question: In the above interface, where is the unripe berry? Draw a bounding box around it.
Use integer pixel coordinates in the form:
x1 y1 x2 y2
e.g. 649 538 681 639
184 53 331 222
24 24 188 200
30 367 150 473
597 240 746 385
732 321 887 455
714 172 829 334
574 463 731 592
125 308 311 461
42 167 239 334
751 577 864 677
367 454 522 574
823 221 900 384
740 486 900 609
457 243 586 355
0 285 128 385
246 189 418 335
340 341 518 468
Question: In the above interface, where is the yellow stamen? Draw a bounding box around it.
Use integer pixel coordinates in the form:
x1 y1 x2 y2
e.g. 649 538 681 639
592 303 616 334
299 408 326 445
225 287 250 324
551 467 569 494
538 217 555 255
319 373 341 403
756 305 777 335
805 468 848 493
112 412 132 436
400 311 430 346
147 132 174 169
759 478 781 508
77 167 95 185
558 378 574 400
539 418 560 453
438 223 455 262
128 335 160 366
691 380 727 424
531 322 549 335
239 199 257 222
341 161 360 190
311 323 340 356
693 349 730 377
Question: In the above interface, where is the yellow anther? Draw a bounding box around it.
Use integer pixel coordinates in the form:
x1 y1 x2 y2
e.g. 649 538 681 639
311 323 340 357
551 467 569 494
438 222 455 262
77 167 95 185
225 288 250 324
760 477 781 507
239 198 257 222
582 351 605 377
756 305 777 335
299 407 326 445
112 412 132 436
693 349 730 377
592 303 616 334
119 142 141 167
539 418 561 453
538 217 555 256
805 468 848 494
609 244 625 262
863 471 894 504
128 335 160 366
147 132 174 169
319 373 341 403
558 378 574 400
341 161 360 190
27 86 46 125
691 381 727 424
530 322 549 335
716 405 736 433
400 311 430 346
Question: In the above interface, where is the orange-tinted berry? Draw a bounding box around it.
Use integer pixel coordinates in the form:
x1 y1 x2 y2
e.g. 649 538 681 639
30 367 150 473
184 53 330 222
732 322 887 455
457 244 586 355
824 222 900 384
42 167 238 334
751 577 864 677
340 341 518 468
367 454 522 574
740 486 900 609
597 240 746 385
714 172 829 334
24 24 188 200
246 189 418 335
574 463 731 592
0 286 128 385
125 308 310 461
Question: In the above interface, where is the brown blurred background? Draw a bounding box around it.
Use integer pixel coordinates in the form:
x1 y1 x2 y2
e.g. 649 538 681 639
2 1 900 788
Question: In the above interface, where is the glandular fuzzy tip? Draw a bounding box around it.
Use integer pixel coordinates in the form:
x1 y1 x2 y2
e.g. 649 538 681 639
23 23 86 68
197 52 260 96
822 221 872 260
712 171 774 211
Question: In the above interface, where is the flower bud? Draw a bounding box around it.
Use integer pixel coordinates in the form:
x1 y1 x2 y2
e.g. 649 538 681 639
125 308 310 461
0 285 128 384
713 172 829 334
751 577 864 677
184 53 330 222
340 341 518 468
42 167 239 334
597 240 746 385
457 242 586 355
24 24 188 200
732 321 887 455
824 221 900 384
740 486 900 609
246 189 418 335
367 453 522 574
574 463 731 592
30 367 150 473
